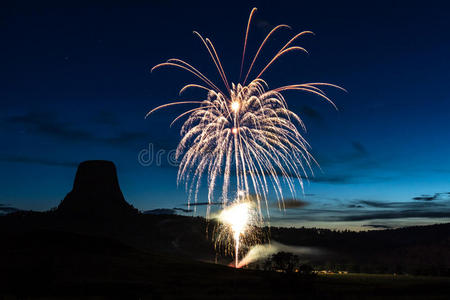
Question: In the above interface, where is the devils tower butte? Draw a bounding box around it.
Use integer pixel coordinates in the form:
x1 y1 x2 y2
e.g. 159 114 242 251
57 160 138 217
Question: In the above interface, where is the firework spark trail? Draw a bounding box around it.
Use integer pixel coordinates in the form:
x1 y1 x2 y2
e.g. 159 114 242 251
147 8 345 266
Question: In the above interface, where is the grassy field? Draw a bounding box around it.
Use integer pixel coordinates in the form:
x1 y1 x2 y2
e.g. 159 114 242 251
2 229 449 299
312 273 450 300
2 253 449 299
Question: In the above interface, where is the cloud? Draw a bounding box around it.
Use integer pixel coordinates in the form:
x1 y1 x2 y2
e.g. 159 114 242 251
351 141 368 156
299 105 323 122
6 112 95 141
354 199 446 209
413 195 436 201
4 112 147 146
307 174 358 184
347 204 364 208
327 141 368 163
92 111 119 126
361 224 392 229
253 168 360 184
412 192 450 201
338 210 450 221
143 207 193 215
303 173 391 185
272 198 308 209
173 207 193 213
271 208 450 223
314 141 378 171
357 200 390 208
0 204 21 214
183 202 222 206
0 154 78 167
103 131 148 145
270 194 450 224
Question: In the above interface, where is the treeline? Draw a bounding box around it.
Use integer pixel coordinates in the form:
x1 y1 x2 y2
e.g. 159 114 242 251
267 224 450 276
2 210 450 276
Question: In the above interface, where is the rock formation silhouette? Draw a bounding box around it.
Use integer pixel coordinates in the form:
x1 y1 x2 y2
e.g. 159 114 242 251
57 160 138 217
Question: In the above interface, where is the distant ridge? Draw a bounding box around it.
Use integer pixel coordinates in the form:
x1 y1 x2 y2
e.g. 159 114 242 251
57 160 138 217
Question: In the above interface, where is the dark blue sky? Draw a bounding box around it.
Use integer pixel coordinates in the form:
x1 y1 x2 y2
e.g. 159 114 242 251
1 0 449 230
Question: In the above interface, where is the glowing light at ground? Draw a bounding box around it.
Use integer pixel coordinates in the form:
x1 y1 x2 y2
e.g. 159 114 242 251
219 202 250 267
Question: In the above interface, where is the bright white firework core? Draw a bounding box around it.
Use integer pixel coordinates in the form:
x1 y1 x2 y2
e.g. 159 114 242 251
219 202 250 240
220 202 250 240
231 101 240 112
231 127 238 135
219 202 251 267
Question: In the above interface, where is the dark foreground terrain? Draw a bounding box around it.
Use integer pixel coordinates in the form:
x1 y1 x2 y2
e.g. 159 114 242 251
1 229 450 300
1 213 450 299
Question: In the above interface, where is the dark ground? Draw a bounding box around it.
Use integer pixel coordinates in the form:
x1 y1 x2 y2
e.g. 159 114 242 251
1 212 450 299
1 230 450 300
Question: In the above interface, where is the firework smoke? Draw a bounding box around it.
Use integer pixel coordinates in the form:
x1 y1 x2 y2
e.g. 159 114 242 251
237 241 325 268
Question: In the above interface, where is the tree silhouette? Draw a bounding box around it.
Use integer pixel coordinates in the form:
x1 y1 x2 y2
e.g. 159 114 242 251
271 252 300 273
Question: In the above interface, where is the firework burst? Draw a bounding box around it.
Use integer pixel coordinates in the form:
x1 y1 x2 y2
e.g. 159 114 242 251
147 8 344 266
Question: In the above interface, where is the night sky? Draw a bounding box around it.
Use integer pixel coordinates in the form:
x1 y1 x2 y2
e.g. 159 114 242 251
1 0 449 230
